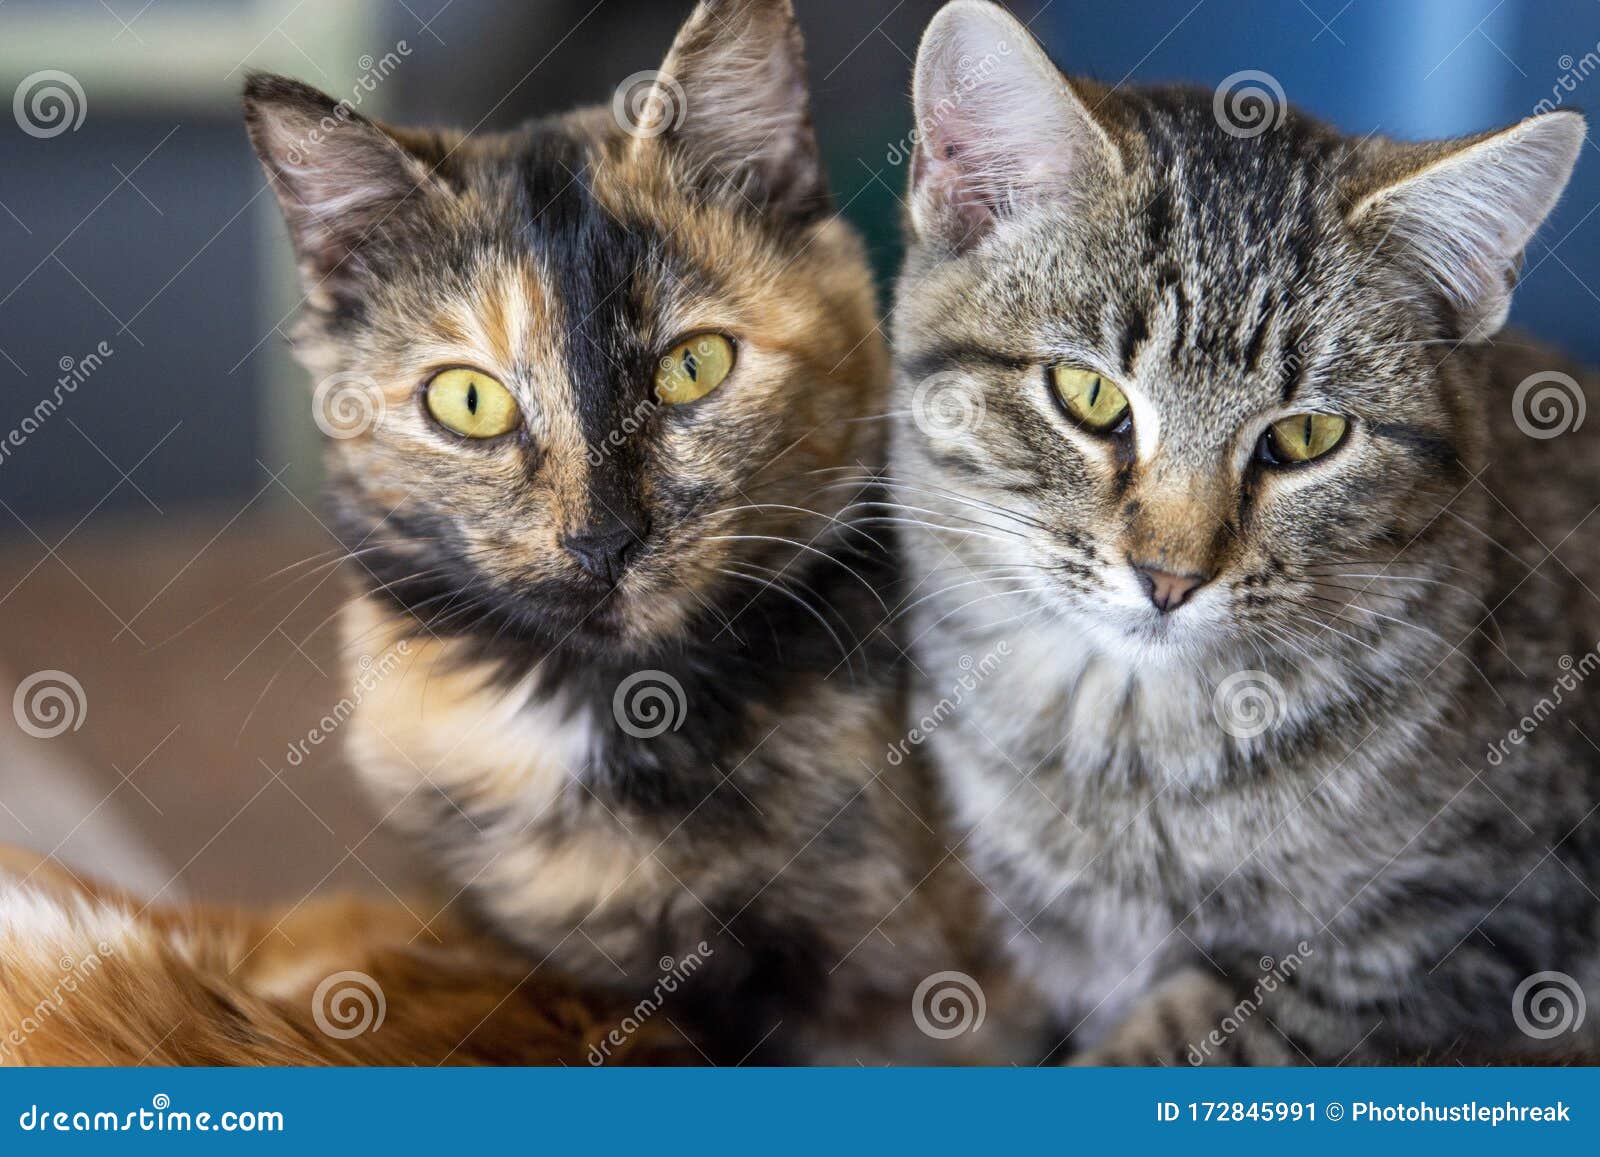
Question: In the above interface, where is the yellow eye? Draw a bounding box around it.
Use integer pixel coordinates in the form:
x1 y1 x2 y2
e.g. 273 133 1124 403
1265 412 1347 463
425 368 520 439
1051 366 1130 433
655 334 734 404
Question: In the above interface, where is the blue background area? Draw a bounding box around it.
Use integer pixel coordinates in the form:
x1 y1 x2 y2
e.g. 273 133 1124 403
1016 0 1600 362
0 1066 1595 1153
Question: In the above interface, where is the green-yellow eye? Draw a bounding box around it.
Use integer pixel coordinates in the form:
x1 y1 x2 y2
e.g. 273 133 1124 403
655 334 734 404
1050 366 1130 433
1264 412 1348 464
425 368 520 439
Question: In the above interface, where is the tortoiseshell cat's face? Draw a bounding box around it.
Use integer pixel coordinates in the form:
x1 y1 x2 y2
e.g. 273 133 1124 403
894 1 1581 665
246 1 884 658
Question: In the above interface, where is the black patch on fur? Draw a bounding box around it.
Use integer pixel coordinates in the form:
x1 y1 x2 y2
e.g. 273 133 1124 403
518 135 656 536
1369 422 1460 472
1120 306 1150 375
900 343 1031 384
1241 293 1274 375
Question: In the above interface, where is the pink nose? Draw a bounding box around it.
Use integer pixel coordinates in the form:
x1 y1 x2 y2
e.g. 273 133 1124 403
1134 565 1206 613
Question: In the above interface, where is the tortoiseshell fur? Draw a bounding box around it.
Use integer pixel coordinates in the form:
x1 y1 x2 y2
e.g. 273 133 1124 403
247 0 975 1063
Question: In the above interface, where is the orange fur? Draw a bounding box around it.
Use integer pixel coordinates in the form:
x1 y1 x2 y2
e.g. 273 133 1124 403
0 847 695 1066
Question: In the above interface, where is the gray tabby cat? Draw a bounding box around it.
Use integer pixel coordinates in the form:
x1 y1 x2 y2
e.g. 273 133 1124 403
890 0 1599 1064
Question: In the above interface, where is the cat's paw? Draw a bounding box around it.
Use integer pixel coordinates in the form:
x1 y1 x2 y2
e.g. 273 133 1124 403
1069 969 1296 1067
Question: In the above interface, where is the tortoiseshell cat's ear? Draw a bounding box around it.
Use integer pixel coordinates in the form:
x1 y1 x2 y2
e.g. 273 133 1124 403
242 73 452 286
1345 111 1584 342
638 0 827 225
909 0 1122 253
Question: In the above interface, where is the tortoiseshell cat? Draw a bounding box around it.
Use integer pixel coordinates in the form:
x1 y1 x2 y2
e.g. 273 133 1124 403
246 0 972 1063
892 0 1598 1063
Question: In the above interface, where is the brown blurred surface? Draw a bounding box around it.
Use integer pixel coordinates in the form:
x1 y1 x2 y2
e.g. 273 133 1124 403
0 502 423 905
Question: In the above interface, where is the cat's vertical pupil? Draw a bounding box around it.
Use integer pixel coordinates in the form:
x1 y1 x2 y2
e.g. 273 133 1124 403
1087 377 1101 408
466 382 479 415
683 351 699 382
1302 413 1313 446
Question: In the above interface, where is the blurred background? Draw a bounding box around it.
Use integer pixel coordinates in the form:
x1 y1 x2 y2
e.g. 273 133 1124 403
0 0 1596 907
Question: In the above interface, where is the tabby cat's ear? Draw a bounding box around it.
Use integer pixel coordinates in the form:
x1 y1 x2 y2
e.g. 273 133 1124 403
1347 112 1584 342
910 0 1122 253
243 73 448 285
638 0 827 225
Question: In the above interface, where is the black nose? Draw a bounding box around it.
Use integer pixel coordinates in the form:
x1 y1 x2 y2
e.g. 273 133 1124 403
561 521 647 586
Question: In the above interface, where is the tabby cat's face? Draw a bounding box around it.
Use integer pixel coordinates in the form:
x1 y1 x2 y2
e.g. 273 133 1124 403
894 0 1581 664
896 149 1459 662
247 1 884 658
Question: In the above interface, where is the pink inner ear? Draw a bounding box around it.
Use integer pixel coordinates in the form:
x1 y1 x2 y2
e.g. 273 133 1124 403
913 135 1002 251
909 49 1109 251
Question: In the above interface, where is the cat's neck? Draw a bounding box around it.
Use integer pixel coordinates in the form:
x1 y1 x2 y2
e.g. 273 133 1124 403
341 521 900 812
910 575 1462 794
